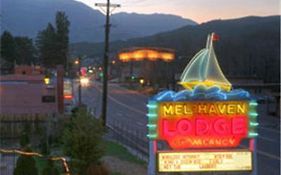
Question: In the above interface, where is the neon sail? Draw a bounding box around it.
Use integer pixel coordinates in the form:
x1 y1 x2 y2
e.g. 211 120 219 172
179 33 232 91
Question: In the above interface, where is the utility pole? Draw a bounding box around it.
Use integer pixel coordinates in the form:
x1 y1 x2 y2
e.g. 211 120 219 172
95 1 120 127
75 57 82 106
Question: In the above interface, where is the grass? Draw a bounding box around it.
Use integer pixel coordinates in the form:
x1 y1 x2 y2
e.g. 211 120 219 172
35 157 63 175
103 140 146 166
35 157 47 174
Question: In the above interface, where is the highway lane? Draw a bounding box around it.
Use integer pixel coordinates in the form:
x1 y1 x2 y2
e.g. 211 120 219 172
80 81 280 175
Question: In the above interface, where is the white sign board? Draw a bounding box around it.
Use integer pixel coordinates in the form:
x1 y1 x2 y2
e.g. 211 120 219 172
158 150 252 172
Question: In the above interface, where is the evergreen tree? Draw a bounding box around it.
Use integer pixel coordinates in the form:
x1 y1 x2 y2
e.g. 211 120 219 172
36 23 57 67
14 37 36 65
1 31 16 63
62 108 105 174
14 148 39 175
55 11 70 68
19 132 30 148
36 11 70 68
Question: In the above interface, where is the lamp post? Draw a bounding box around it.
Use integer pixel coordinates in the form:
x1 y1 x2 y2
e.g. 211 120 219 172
75 57 82 106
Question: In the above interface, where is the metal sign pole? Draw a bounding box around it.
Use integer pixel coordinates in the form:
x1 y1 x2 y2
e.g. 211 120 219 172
250 138 258 175
148 140 157 175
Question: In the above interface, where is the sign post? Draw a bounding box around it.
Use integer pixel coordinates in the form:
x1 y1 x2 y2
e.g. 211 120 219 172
147 141 157 175
147 33 259 174
250 138 258 175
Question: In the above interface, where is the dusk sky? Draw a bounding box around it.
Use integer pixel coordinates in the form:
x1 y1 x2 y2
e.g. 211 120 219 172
76 0 280 23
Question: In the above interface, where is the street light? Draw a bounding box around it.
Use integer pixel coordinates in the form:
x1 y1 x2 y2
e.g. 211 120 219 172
44 76 50 85
75 57 82 106
80 77 90 87
139 78 145 85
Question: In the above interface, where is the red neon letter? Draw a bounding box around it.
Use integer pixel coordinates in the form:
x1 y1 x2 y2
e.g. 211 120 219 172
196 118 209 136
213 118 230 135
232 117 247 135
177 119 192 135
163 119 176 137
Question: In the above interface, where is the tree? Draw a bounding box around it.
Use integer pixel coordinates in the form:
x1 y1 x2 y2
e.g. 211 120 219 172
36 23 57 67
14 148 39 175
14 36 36 65
1 31 16 63
19 132 30 148
19 123 31 148
36 11 70 68
62 107 105 175
55 11 70 69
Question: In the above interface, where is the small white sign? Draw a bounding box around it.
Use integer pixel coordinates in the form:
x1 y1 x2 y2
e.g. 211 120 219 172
158 150 252 172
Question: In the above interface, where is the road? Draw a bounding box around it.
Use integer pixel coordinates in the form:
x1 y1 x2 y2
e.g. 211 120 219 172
80 81 280 175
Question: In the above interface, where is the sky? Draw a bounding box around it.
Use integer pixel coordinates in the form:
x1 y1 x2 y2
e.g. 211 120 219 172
75 0 280 23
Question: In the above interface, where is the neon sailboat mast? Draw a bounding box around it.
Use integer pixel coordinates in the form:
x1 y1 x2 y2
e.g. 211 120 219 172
179 33 232 91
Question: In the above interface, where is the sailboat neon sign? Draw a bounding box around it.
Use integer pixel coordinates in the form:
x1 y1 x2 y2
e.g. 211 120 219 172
147 33 258 149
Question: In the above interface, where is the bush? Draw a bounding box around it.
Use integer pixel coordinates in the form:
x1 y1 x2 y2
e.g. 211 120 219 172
62 107 105 174
14 148 38 175
42 159 60 175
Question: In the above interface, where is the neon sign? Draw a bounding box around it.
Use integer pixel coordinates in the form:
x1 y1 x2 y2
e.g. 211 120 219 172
146 33 259 174
118 47 175 62
147 101 258 149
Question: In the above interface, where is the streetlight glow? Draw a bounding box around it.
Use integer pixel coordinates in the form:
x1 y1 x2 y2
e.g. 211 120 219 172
44 77 50 85
80 77 90 87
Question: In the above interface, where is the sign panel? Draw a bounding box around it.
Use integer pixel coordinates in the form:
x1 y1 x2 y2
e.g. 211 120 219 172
64 79 73 100
42 96 56 103
157 101 249 149
158 150 252 172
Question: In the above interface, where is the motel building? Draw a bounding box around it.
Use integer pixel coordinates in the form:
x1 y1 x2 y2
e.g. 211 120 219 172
117 47 176 88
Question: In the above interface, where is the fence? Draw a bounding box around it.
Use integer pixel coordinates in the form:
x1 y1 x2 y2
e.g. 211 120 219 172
106 117 149 161
0 114 53 139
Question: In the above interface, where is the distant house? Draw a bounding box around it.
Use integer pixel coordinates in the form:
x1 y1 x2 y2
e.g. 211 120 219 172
0 65 58 115
0 58 13 75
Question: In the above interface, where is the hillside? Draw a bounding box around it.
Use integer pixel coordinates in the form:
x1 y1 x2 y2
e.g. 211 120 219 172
71 15 280 83
1 0 196 42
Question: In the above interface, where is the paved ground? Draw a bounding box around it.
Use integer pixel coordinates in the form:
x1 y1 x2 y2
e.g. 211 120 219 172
0 154 17 175
103 156 146 175
80 81 280 175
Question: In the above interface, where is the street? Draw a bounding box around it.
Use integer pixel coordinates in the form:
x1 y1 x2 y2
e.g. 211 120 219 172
81 81 280 175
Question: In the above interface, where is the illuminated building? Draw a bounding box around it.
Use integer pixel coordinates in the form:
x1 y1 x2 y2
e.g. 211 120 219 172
118 47 175 86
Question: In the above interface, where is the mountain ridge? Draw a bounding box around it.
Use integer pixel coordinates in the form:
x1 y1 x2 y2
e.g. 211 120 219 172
70 15 280 83
1 0 197 42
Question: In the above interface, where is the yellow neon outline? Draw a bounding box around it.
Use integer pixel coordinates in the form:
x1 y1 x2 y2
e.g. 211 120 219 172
179 33 232 91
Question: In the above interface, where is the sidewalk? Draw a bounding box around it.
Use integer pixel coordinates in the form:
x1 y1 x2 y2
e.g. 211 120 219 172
103 156 146 175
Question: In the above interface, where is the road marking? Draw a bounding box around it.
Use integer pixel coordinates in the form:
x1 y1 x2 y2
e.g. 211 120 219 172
259 126 280 134
258 135 278 143
110 83 148 98
108 95 146 115
240 145 280 161
256 150 280 160
137 121 144 127
94 84 146 115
